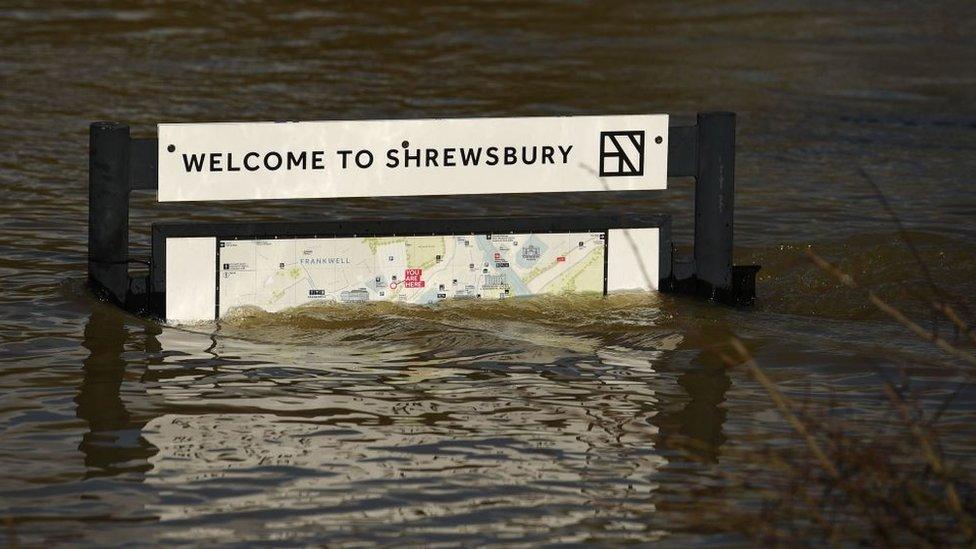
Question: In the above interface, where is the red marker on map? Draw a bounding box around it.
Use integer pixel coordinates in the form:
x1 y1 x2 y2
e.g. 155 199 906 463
403 268 424 288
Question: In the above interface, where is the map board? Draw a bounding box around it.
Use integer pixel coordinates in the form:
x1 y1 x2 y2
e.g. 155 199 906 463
217 232 607 316
160 224 663 324
157 115 669 202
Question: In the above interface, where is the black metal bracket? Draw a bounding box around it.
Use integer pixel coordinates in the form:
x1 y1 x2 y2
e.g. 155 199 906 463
87 112 759 315
661 112 760 305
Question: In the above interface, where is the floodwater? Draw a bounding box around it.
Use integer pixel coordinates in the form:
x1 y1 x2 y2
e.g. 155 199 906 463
2 1 976 545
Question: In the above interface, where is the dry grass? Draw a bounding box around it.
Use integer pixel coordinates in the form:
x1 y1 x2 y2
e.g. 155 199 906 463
712 247 976 546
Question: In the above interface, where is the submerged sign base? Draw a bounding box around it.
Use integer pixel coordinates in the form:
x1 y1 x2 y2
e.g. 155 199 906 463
152 215 669 324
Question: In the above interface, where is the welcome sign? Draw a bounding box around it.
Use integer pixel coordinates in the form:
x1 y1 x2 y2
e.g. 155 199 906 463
88 112 756 323
157 115 669 201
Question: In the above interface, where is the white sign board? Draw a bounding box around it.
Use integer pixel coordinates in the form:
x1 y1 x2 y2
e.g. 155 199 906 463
165 228 659 324
158 115 668 202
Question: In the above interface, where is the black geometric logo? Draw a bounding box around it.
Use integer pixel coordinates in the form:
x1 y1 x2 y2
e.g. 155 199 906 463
599 130 645 177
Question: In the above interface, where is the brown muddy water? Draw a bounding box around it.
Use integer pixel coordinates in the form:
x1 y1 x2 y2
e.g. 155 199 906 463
2 1 976 545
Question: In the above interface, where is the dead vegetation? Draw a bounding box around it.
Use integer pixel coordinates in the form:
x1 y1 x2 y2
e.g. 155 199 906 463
713 171 976 545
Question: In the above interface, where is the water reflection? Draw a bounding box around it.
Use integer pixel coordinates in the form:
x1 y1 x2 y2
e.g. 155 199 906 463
60 297 728 542
77 305 157 476
656 352 730 464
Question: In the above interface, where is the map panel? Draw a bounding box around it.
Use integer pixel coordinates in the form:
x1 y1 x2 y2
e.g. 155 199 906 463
217 232 606 316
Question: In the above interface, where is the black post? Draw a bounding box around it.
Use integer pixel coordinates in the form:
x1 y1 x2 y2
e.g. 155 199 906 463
694 112 735 295
89 122 130 306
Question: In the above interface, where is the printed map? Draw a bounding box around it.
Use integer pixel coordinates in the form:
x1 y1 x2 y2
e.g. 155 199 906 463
217 232 605 316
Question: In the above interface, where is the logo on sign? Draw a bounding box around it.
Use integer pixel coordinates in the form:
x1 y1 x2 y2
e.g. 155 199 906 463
599 130 645 177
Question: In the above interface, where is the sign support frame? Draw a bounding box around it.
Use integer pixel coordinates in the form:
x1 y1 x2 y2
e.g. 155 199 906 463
87 112 758 316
